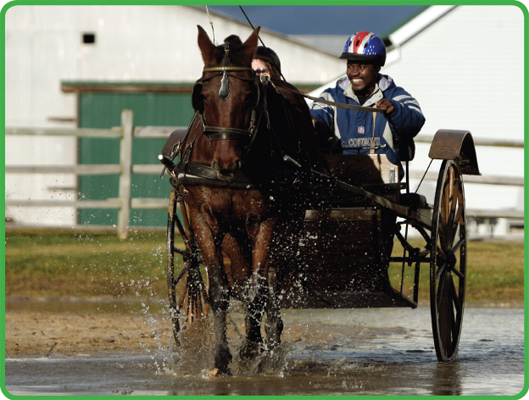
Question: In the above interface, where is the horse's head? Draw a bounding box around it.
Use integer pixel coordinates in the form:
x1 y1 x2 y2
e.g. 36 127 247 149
194 25 261 180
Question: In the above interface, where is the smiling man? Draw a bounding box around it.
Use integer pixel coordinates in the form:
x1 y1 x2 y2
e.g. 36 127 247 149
310 31 425 179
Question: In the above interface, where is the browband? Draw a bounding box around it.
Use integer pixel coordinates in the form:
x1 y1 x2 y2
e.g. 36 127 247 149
203 66 254 72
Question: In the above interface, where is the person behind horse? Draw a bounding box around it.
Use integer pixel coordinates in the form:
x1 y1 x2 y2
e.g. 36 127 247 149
252 46 282 80
310 31 425 180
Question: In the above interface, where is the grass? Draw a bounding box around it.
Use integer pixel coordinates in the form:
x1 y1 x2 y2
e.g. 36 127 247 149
4 228 177 299
388 239 524 304
4 228 524 305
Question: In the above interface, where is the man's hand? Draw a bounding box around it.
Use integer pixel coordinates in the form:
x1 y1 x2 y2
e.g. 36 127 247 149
375 98 395 114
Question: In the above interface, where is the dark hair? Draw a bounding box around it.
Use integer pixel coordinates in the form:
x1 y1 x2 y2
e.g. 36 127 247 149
254 46 282 76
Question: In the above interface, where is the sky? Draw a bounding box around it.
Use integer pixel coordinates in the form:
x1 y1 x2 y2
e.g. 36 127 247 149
204 5 428 38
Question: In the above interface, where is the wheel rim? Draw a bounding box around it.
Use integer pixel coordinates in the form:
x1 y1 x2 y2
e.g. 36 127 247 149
430 160 466 362
167 190 181 343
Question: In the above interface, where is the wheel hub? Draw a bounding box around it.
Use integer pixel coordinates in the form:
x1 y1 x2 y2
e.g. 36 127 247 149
445 251 457 272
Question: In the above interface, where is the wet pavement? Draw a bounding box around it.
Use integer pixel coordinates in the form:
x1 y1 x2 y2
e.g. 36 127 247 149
5 305 524 396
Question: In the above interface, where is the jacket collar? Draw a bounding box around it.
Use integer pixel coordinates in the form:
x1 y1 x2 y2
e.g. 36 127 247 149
339 73 395 106
343 81 383 106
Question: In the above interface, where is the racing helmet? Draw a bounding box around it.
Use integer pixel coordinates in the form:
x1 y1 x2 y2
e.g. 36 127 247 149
339 31 386 66
254 46 282 74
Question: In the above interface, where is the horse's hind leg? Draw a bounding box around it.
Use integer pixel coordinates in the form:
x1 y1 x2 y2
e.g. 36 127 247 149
240 272 268 359
264 269 283 350
239 218 275 363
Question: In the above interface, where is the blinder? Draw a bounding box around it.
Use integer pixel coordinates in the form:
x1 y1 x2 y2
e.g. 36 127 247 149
191 81 204 112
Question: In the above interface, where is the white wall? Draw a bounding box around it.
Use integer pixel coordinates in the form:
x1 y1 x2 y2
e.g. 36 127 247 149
382 5 524 228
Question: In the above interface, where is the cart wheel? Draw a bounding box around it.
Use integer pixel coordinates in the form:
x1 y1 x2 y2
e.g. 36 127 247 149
167 189 209 345
430 159 466 362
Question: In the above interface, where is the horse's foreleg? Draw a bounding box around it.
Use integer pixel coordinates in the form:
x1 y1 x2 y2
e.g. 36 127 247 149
209 263 232 375
193 218 232 375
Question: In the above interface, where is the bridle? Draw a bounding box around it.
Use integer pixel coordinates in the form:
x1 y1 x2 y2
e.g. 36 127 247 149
191 42 264 144
172 41 311 188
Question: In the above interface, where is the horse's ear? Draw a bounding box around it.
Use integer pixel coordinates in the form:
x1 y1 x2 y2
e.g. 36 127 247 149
197 25 216 65
242 26 260 56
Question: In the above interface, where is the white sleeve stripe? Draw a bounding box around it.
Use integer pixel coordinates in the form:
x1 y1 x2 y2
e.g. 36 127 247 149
407 105 423 115
402 99 420 107
393 94 412 102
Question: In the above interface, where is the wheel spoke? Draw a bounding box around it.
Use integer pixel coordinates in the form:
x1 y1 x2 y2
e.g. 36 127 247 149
450 276 462 316
452 237 465 254
449 277 458 347
436 261 447 281
438 275 452 353
437 271 447 310
174 263 189 286
439 181 451 249
178 275 189 310
435 242 447 261
451 266 465 280
453 185 464 229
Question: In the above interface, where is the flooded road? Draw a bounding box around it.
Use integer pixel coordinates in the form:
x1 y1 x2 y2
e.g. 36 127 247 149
5 306 524 396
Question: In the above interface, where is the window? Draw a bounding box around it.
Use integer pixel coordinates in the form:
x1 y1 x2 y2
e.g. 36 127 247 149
82 33 96 44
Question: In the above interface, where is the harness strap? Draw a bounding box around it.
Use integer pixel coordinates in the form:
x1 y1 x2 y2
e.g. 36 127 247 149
176 161 298 188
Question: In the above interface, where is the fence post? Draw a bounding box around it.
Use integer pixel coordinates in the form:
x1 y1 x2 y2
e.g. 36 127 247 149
118 109 133 239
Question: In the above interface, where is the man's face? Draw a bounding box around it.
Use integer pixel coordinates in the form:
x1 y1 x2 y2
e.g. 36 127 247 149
346 62 379 96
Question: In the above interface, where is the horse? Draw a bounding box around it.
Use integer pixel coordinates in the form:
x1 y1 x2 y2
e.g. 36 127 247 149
173 25 323 375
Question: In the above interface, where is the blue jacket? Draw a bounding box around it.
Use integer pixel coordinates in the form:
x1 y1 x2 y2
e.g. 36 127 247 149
310 74 425 179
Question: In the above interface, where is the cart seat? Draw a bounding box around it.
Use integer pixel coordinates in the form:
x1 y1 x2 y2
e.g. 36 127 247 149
324 154 399 186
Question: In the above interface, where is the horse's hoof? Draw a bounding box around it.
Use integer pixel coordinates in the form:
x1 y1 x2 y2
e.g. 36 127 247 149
208 367 231 377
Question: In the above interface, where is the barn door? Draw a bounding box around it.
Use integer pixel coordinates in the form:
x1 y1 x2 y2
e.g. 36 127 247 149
78 90 193 227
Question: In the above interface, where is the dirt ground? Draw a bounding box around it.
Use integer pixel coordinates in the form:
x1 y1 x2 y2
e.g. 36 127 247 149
5 309 174 358
7 298 520 359
5 303 357 360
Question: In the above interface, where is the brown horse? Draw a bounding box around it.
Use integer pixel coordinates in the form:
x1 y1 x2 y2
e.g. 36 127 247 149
174 26 322 375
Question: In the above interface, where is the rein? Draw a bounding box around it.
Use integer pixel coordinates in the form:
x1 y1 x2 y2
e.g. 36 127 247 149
271 80 387 114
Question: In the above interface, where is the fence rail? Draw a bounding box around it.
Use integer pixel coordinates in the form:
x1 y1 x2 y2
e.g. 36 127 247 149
5 110 524 237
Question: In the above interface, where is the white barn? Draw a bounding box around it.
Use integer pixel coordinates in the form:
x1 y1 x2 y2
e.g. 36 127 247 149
5 5 524 238
5 5 344 227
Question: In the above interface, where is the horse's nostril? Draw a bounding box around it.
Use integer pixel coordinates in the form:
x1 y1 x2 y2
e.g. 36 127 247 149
211 159 221 172
228 159 241 172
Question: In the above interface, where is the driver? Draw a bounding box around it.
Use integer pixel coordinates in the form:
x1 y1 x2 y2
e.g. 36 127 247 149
310 31 425 180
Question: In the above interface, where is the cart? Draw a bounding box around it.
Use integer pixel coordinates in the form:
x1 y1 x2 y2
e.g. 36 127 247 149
161 128 480 362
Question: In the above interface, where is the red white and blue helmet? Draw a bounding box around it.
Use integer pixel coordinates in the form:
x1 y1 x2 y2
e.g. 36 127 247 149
340 31 386 66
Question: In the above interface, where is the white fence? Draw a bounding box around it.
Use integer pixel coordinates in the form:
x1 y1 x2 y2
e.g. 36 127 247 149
5 109 524 238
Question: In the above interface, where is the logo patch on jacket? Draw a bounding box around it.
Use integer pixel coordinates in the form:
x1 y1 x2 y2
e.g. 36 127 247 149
358 126 365 134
